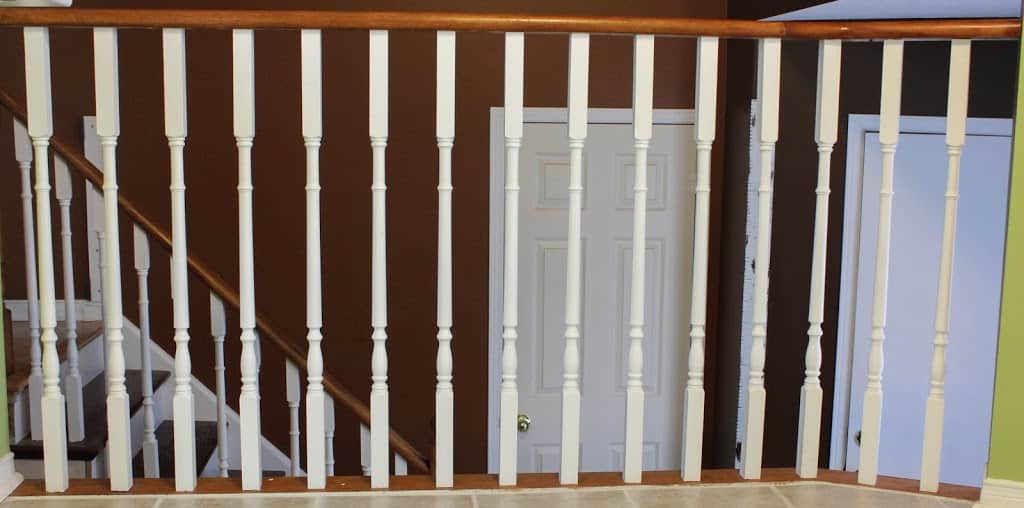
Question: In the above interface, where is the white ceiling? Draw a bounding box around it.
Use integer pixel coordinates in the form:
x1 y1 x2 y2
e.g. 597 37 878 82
769 0 1021 21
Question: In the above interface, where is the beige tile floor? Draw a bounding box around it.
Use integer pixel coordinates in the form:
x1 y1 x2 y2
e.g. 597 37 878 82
3 484 974 507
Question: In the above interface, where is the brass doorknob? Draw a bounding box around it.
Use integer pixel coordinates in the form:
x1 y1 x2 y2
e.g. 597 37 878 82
517 414 531 432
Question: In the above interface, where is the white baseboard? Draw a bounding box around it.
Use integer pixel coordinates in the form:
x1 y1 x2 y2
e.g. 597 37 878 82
0 452 24 500
977 478 1024 507
4 299 102 322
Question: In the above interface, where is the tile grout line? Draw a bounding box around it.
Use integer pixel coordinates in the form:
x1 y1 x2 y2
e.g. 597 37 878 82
471 492 480 508
152 495 164 508
770 485 799 508
622 487 643 508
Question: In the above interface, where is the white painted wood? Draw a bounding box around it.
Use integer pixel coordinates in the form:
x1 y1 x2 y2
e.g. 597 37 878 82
301 28 327 491
919 40 971 493
162 27 198 491
285 359 302 477
681 36 718 482
324 396 335 476
434 29 456 490
94 27 134 491
740 37 781 481
23 26 68 493
13 119 43 443
54 156 85 444
395 454 407 476
232 28 262 491
623 34 654 485
368 28 391 490
498 31 524 487
96 229 108 390
359 422 370 476
559 32 589 487
132 226 159 479
796 39 841 479
210 293 229 478
858 40 904 486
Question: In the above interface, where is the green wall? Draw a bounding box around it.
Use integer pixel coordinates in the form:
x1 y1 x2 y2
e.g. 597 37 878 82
986 29 1024 483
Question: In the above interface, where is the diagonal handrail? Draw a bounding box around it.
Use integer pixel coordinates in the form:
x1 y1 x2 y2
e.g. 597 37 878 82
0 86 430 475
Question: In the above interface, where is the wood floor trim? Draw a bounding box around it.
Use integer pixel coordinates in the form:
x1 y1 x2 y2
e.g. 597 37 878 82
10 468 980 501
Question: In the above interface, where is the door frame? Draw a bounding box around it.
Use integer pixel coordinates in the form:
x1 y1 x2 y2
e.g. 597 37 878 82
829 113 1013 470
486 107 695 473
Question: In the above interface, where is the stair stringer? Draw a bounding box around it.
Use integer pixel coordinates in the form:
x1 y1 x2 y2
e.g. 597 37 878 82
119 318 292 474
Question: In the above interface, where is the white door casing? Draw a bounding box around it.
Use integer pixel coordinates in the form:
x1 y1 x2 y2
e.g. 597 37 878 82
488 108 696 473
832 114 1010 486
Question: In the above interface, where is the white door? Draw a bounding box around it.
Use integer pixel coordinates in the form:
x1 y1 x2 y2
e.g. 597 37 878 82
490 110 696 473
838 117 1011 487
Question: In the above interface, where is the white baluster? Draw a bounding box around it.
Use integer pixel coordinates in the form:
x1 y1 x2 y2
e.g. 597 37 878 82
920 40 971 493
285 359 302 476
359 422 370 477
233 28 262 491
395 453 407 476
740 37 781 481
435 29 456 489
560 32 589 486
796 39 842 480
210 293 229 478
324 396 335 476
54 156 85 443
13 119 43 443
681 36 719 482
369 28 391 489
96 229 108 389
132 226 159 478
163 28 198 490
95 26 134 490
498 31 524 488
301 28 327 490
623 33 654 485
858 40 904 486
24 26 69 493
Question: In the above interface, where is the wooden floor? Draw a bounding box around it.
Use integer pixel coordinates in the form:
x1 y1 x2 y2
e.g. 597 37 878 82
11 468 980 502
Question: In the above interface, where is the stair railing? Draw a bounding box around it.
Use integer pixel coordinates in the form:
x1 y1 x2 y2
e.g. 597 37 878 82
0 6 1018 497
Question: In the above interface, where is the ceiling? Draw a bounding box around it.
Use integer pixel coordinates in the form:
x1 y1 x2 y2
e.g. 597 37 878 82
768 0 1021 20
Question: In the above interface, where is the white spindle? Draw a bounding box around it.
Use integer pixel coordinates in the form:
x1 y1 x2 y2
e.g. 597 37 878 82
210 293 229 478
13 119 43 443
233 28 262 491
435 29 456 489
162 27 198 491
24 26 69 493
395 453 408 476
740 37 781 481
859 40 904 486
920 40 971 493
498 31 524 488
54 157 85 443
796 39 842 479
559 32 589 487
95 27 134 490
325 396 335 476
359 422 370 476
132 226 159 479
681 36 719 482
623 33 654 485
301 28 327 490
96 229 109 390
368 28 391 489
285 359 302 476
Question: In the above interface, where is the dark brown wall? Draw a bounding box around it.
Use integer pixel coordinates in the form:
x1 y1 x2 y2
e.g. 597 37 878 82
0 0 735 474
713 34 1018 468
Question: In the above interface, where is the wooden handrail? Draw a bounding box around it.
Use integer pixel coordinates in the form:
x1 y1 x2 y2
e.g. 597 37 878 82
0 9 1018 39
0 86 431 475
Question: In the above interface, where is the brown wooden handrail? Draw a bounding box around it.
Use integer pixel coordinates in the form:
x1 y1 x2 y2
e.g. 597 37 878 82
0 86 431 475
0 9 1018 39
